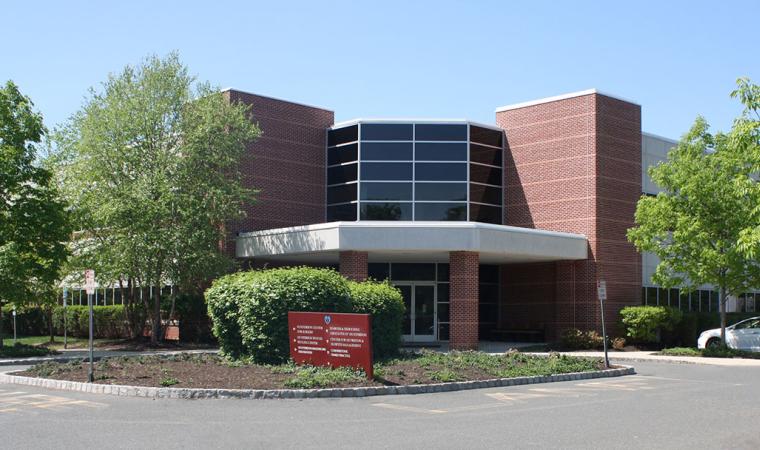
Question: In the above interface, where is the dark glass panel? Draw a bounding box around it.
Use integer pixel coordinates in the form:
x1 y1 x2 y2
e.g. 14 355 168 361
327 203 357 221
361 162 412 181
327 125 358 147
470 143 502 167
415 143 467 161
480 284 500 303
360 182 412 201
437 283 449 302
361 123 413 141
710 290 719 312
470 183 502 205
361 142 413 161
478 303 498 322
438 323 450 341
479 265 500 284
327 183 357 204
391 263 436 281
680 291 690 311
437 264 449 282
641 287 647 305
469 203 502 224
658 288 669 306
360 202 412 220
415 124 467 141
470 164 502 185
414 285 435 336
670 289 680 309
415 203 467 221
327 163 357 185
700 290 710 312
415 163 467 181
368 263 390 281
437 302 449 322
327 143 358 166
415 183 467 201
469 125 503 147
398 285 412 335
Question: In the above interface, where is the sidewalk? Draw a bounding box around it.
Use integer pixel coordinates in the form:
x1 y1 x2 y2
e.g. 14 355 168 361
531 350 760 367
0 348 218 366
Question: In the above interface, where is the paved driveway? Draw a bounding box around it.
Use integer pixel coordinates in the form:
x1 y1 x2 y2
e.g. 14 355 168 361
1 362 758 449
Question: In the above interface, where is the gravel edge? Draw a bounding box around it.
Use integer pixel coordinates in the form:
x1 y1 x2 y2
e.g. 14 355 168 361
0 365 635 400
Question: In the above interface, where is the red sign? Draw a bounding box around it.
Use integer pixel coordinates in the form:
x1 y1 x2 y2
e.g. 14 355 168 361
288 312 373 379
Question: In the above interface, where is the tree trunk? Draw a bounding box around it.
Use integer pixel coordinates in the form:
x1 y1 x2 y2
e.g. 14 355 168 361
719 285 727 344
48 304 54 343
0 302 4 348
151 286 161 346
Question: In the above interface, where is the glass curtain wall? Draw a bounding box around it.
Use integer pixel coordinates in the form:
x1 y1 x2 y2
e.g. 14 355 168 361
326 121 503 224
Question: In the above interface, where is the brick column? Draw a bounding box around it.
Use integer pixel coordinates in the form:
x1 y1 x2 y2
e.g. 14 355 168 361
449 251 479 350
339 251 368 281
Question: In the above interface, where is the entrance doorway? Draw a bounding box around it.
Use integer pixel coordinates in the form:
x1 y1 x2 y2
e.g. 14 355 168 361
395 283 436 342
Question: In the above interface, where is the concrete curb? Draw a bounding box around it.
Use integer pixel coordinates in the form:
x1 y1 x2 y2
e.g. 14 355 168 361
0 350 219 367
0 365 635 400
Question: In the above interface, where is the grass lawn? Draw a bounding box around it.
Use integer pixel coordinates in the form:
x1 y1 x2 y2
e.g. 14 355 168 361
660 347 760 359
1 335 120 350
16 350 606 389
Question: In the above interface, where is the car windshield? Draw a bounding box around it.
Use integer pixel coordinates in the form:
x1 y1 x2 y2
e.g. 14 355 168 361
733 318 760 330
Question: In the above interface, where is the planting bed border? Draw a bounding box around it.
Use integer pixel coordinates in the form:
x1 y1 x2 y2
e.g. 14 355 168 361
0 365 634 400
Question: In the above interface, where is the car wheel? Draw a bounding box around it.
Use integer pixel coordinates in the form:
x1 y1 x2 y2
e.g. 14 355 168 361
706 338 722 349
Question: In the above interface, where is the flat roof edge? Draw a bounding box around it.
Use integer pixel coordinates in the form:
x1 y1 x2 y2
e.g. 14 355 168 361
330 118 503 131
495 89 640 113
642 131 678 143
221 88 333 113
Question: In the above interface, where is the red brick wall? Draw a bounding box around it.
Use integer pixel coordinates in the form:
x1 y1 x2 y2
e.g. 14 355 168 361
450 251 479 350
496 92 641 337
339 251 368 281
224 90 334 253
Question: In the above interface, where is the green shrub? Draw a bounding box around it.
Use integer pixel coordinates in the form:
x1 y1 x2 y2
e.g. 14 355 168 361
1 305 48 336
206 267 352 363
660 347 702 357
347 280 405 359
619 306 683 344
560 328 604 350
51 305 130 339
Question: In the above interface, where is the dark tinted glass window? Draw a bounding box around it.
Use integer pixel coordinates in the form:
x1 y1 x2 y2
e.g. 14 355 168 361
480 285 500 304
479 265 500 284
437 283 449 302
470 143 502 166
469 203 502 224
361 162 412 181
415 203 466 221
415 143 467 161
327 203 357 221
415 163 466 181
415 183 467 201
437 302 449 322
327 183 357 204
438 323 450 341
327 163 357 184
470 183 502 205
368 263 390 281
327 125 358 146
391 263 436 281
479 303 498 321
470 164 502 185
470 125 503 147
327 143 358 166
361 123 413 141
437 264 449 282
361 142 413 161
360 182 412 201
360 202 412 220
415 124 467 141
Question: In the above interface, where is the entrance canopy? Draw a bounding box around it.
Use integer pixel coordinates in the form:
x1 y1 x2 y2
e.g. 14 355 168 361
236 221 587 264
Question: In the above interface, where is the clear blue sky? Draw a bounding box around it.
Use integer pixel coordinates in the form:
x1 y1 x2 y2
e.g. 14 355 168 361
4 0 758 139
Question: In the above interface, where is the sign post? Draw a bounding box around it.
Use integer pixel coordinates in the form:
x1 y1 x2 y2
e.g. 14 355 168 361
597 280 610 368
288 312 373 379
85 270 96 383
12 307 17 345
63 288 68 349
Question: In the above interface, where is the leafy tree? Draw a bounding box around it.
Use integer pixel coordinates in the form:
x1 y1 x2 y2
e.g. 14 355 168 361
628 78 760 343
0 81 70 347
53 53 260 344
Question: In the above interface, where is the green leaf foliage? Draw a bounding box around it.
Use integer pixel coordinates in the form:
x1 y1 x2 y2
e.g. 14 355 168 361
620 306 683 344
347 280 405 359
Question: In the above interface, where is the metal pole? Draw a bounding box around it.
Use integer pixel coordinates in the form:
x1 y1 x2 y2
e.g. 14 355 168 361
12 309 17 345
599 296 609 369
88 293 94 383
63 290 68 350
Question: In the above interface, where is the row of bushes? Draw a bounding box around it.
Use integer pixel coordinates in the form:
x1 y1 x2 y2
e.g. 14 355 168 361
205 267 405 363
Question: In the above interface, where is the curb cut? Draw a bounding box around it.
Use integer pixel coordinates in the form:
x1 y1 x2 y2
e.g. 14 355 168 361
0 365 635 400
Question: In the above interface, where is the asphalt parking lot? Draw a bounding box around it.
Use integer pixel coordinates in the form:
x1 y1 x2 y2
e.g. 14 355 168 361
1 361 758 449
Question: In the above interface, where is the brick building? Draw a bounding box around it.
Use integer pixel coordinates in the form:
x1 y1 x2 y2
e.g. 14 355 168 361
227 87 750 350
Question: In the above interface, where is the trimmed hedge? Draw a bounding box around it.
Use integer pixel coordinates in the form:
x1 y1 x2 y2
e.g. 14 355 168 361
348 280 405 359
206 267 353 363
51 305 131 339
206 267 407 363
620 306 683 344
1 305 47 336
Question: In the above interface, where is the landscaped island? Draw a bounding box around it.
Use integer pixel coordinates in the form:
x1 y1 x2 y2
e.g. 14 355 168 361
15 351 605 390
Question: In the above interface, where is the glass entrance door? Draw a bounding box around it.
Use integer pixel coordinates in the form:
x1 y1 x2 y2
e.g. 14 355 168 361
396 283 436 342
